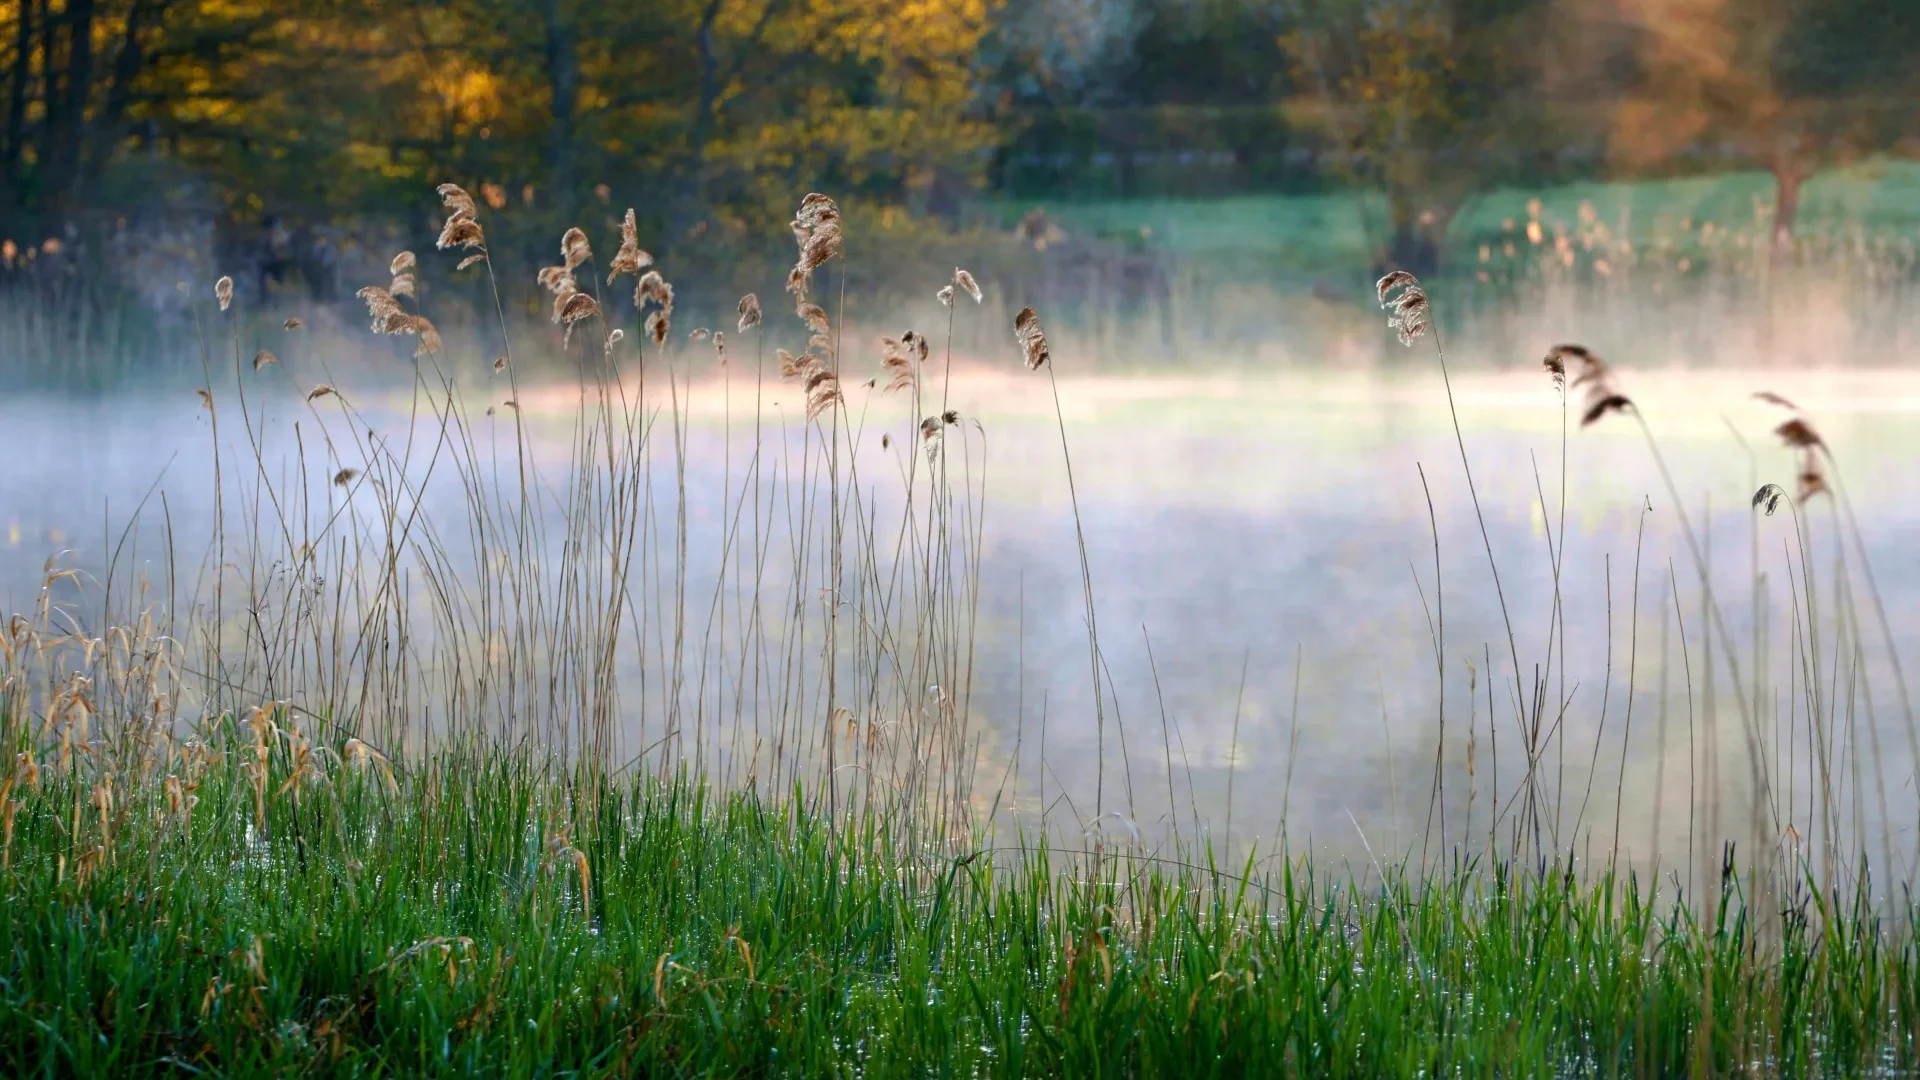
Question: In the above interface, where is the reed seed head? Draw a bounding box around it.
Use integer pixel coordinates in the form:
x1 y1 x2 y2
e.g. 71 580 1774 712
690 328 711 343
1774 418 1825 451
646 310 670 347
283 317 303 330
436 217 485 252
195 388 213 411
537 265 576 295
1376 271 1430 346
1753 390 1800 411
390 251 416 276
214 276 234 312
307 384 335 402
954 268 982 303
606 210 652 283
493 357 508 373
1013 306 1049 370
437 183 478 221
333 468 359 487
805 369 842 421
252 350 277 371
937 285 955 306
635 271 673 315
561 227 592 271
1753 483 1787 516
796 302 829 335
555 290 600 326
456 253 486 271
737 293 762 332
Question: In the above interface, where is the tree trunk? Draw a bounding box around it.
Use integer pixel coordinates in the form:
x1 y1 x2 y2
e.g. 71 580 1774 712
84 0 156 204
541 0 579 215
4 0 33 197
42 0 96 224
1771 158 1805 255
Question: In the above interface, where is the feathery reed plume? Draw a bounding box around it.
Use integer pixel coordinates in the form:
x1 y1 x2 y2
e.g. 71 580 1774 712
195 389 213 411
537 266 576 295
333 468 359 487
777 349 800 379
1013 307 1049 370
492 356 508 373
690 328 711 343
437 183 477 221
555 291 600 327
282 317 303 330
953 268 983 304
646 310 670 347
1775 417 1830 502
880 337 914 392
1754 390 1800 411
796 302 830 335
214 276 233 312
390 251 416 275
606 209 651 283
937 285 955 306
635 270 673 315
251 350 276 371
607 328 624 349
456 253 486 271
1376 271 1431 346
438 219 486 252
307 384 335 402
712 331 727 363
788 193 842 297
881 433 892 450
1754 483 1788 516
435 183 487 254
804 369 842 421
1545 343 1634 427
561 227 592 271
737 293 762 332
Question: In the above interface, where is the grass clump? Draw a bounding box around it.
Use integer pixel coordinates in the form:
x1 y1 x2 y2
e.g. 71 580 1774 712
4 742 1919 1077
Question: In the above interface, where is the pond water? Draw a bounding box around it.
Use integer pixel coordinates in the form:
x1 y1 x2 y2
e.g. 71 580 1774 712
8 357 1920 884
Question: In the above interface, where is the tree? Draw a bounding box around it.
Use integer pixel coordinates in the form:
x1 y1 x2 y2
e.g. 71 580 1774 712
1607 0 1920 248
1283 0 1546 274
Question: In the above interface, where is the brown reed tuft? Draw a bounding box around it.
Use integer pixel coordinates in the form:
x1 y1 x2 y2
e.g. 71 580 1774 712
1376 271 1431 346
1772 415 1830 502
737 293 762 332
690 328 711 343
635 270 673 315
796 302 830 335
1753 482 1788 516
537 266 576 295
1775 417 1824 451
390 251 416 276
493 357 508 373
252 350 277 371
307 384 336 402
1013 307 1049 370
953 268 982 304
646 310 670 347
555 290 600 328
937 285 955 306
438 219 485 251
1544 343 1634 428
195 389 213 411
804 369 842 421
437 183 478 221
606 209 652 283
777 349 800 379
1753 390 1801 411
333 468 359 488
788 193 842 297
561 227 593 271
456 253 486 271
214 276 234 312
283 317 304 330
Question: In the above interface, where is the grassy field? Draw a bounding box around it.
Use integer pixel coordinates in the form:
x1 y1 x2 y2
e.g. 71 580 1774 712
978 159 1920 274
5 180 1920 1076
3 748 1918 1077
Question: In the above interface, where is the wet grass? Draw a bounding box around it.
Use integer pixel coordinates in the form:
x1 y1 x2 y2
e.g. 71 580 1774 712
4 744 1919 1078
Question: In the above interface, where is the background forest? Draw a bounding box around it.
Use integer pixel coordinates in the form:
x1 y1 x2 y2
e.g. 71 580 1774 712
3 0 1920 333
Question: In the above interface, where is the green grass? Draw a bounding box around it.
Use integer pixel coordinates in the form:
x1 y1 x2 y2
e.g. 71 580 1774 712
979 159 1920 275
3 743 1917 1077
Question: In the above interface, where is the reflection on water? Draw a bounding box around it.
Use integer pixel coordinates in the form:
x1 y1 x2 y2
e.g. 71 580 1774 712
8 363 1920 884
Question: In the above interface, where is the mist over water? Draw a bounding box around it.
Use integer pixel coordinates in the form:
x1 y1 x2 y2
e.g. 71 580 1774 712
9 346 1920 884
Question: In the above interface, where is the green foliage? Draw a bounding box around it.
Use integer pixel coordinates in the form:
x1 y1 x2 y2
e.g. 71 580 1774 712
2 746 1917 1076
